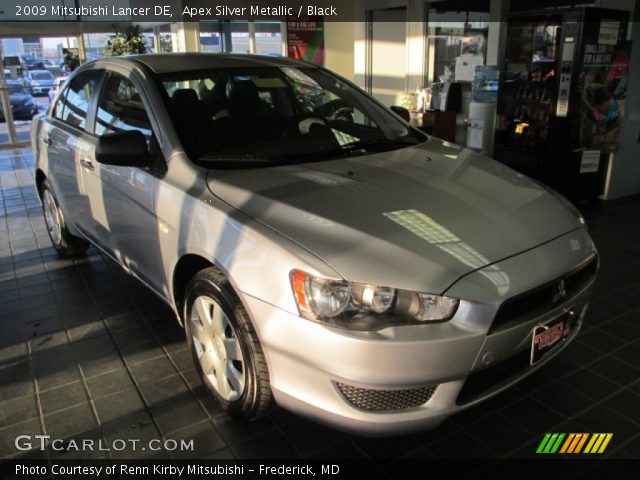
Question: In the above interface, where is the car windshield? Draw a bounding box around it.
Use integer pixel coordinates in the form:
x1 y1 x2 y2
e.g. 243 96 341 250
32 71 53 80
158 66 426 167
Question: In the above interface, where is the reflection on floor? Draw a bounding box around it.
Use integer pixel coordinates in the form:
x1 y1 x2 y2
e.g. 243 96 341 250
1 147 640 466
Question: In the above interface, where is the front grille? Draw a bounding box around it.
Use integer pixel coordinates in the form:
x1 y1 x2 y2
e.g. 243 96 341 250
336 383 437 412
489 255 597 333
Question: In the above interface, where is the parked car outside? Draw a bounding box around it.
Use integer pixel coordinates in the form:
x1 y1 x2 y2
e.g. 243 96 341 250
31 54 597 435
19 55 45 70
1 80 38 121
48 76 68 103
26 69 55 95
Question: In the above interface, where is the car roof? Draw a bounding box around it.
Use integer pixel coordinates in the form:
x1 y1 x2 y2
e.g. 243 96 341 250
94 53 316 74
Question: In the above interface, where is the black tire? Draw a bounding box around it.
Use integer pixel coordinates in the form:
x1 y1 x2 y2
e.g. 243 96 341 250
184 267 272 420
41 180 89 257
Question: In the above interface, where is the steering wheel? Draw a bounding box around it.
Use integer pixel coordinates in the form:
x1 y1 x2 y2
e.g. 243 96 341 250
282 113 330 139
315 99 354 123
330 107 354 123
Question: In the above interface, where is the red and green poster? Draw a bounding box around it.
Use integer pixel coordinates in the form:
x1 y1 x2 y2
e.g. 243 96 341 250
287 16 324 66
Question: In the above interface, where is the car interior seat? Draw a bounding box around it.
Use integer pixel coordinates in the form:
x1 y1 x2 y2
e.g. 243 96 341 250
171 88 220 157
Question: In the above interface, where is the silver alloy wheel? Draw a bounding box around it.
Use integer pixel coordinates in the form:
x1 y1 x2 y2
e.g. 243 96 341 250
43 189 62 246
190 295 245 401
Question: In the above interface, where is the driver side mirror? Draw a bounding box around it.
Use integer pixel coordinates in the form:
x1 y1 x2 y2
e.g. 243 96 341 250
95 130 151 168
390 105 411 122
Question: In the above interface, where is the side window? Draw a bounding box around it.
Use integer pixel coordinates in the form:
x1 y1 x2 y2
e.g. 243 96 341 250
95 74 153 138
52 86 68 121
58 71 101 130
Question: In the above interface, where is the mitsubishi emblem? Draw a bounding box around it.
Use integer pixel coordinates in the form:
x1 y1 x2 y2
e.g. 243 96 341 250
552 279 567 304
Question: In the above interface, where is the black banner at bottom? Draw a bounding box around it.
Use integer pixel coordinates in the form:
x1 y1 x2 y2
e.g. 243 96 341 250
2 458 638 480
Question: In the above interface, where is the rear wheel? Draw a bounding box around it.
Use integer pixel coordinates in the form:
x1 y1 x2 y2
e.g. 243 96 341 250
41 180 88 257
184 267 272 420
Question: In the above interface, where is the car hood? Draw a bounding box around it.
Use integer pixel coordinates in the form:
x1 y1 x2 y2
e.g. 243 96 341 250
206 139 583 294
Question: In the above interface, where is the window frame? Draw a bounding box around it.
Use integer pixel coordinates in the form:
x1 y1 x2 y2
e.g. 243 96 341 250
93 71 154 139
51 68 105 134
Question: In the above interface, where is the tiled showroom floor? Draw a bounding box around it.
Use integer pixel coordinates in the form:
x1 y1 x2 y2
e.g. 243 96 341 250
1 147 640 465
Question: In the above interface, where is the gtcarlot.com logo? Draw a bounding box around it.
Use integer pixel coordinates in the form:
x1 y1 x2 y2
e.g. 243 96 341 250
536 433 613 454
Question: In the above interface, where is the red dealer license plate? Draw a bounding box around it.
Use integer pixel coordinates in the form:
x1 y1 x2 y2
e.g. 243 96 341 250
530 313 573 365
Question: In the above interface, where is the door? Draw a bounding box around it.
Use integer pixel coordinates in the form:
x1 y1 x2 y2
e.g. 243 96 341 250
45 70 103 234
83 72 165 295
369 7 407 107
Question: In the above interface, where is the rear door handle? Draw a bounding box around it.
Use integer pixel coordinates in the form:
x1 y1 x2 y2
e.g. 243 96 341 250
43 137 52 146
80 159 94 171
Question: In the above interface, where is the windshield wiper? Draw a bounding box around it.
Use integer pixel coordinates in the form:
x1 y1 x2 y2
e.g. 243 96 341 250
301 139 419 162
340 139 419 153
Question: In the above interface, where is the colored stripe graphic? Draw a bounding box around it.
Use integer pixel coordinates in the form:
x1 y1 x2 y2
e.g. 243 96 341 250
550 433 565 453
537 433 613 454
573 433 589 453
536 433 565 453
584 433 613 454
597 434 613 453
584 433 599 453
536 433 552 453
559 433 575 453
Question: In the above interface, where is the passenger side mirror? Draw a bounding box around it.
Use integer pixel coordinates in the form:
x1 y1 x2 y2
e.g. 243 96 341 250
390 105 411 122
95 130 151 168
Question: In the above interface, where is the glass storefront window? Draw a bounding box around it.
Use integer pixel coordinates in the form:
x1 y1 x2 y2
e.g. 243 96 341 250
141 32 156 53
200 22 223 53
425 1 490 83
255 22 282 56
198 21 283 55
82 33 110 59
230 21 250 53
158 33 175 53
1 36 78 145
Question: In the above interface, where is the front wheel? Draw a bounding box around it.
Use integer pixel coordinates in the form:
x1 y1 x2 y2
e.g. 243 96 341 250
41 180 88 257
184 267 272 420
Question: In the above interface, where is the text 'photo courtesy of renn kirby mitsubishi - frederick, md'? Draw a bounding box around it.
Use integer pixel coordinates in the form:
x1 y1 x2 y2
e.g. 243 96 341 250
0 0 639 478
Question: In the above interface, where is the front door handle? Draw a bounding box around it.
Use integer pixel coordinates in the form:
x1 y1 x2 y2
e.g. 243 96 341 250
80 159 94 171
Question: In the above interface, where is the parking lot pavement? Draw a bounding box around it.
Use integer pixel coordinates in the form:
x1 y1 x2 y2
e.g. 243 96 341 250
1 147 640 463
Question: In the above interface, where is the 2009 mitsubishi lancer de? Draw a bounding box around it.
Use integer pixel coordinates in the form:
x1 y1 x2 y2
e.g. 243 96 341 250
32 54 597 435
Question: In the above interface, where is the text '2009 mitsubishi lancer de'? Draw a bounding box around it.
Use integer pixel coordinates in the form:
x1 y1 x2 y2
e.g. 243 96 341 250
32 54 597 435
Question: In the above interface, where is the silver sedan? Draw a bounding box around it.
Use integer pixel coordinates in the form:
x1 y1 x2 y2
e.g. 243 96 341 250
32 54 597 435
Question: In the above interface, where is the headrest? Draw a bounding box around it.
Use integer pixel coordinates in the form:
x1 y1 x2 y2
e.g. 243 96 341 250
227 80 261 112
171 88 200 104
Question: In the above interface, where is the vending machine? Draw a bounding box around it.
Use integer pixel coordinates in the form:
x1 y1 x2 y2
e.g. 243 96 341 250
494 7 630 200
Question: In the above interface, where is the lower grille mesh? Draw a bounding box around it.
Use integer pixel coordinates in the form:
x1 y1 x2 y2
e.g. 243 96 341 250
336 383 437 412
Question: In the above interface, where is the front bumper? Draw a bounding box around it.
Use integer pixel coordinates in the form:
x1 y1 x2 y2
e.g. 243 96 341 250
31 87 50 95
242 228 597 435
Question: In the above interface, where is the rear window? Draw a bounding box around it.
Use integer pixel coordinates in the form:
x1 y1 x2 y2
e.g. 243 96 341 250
32 72 53 80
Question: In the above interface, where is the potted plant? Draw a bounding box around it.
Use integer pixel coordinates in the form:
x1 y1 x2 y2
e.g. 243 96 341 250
104 25 147 56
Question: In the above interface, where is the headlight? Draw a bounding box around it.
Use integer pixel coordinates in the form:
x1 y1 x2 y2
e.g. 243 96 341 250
290 270 459 330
